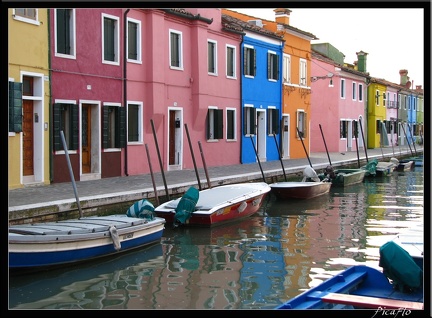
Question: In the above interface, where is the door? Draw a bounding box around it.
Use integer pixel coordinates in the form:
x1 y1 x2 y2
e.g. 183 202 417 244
22 100 34 176
82 104 91 173
281 115 290 159
256 109 266 161
168 109 182 170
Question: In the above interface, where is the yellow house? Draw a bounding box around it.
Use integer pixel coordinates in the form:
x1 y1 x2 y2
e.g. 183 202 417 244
367 80 387 148
8 8 51 189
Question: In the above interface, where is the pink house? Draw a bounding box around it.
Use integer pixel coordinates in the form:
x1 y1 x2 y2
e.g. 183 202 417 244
125 9 243 177
310 46 369 154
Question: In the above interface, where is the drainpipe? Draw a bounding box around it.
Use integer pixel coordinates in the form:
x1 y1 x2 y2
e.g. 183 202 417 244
239 35 244 163
123 9 130 176
47 9 54 182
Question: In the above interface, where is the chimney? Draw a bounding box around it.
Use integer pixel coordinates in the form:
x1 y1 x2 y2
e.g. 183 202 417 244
399 69 409 85
356 50 368 72
274 8 291 25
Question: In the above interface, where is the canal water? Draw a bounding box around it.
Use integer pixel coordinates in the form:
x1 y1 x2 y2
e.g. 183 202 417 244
9 166 424 310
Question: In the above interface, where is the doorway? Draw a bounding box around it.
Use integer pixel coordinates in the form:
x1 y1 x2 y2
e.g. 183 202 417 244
80 102 101 180
256 109 266 162
168 108 183 171
281 114 290 159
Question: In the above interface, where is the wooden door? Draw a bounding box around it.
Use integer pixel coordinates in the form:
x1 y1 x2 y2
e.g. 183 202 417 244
22 100 34 176
82 104 91 173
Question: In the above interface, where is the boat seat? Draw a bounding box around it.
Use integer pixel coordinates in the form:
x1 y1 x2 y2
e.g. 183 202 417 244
321 292 423 310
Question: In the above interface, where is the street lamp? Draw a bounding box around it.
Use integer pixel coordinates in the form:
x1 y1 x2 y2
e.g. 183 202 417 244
310 72 334 82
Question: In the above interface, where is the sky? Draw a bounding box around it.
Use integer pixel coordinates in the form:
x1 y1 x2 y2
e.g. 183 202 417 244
229 8 425 88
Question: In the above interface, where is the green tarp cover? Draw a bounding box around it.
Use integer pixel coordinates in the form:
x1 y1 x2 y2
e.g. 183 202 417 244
174 186 199 226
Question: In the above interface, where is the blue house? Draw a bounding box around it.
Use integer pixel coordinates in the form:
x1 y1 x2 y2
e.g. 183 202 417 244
223 15 284 164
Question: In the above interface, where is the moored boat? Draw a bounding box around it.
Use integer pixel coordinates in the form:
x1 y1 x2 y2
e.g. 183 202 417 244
9 214 166 271
154 182 271 227
319 166 366 187
270 166 331 199
392 158 415 171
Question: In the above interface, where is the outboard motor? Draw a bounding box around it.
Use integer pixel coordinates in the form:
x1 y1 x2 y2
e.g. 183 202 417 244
302 166 320 182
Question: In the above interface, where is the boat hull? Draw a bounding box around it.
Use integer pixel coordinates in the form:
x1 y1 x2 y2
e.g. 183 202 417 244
154 182 271 227
321 169 366 187
9 215 166 269
270 181 331 199
394 160 414 171
276 265 423 310
374 162 396 176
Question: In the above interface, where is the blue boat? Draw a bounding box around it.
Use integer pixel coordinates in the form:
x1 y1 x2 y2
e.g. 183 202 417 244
276 238 424 310
276 264 423 310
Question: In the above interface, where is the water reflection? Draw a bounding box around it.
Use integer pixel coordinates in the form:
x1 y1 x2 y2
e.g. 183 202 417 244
9 167 424 310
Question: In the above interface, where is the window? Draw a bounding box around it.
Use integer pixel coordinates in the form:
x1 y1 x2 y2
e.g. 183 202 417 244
296 110 307 138
53 103 79 151
208 40 217 75
398 94 401 109
376 120 381 133
340 120 349 138
55 9 75 57
413 97 416 111
358 84 363 101
340 79 346 99
226 45 236 78
404 96 407 110
283 54 291 83
383 92 386 107
267 108 279 134
375 90 380 106
102 14 120 64
14 8 37 20
299 59 307 86
352 120 358 138
9 81 23 133
170 30 183 69
103 105 126 149
207 108 223 140
243 106 256 135
243 46 256 77
267 51 279 81
408 97 411 110
226 108 236 140
127 18 141 62
127 102 142 143
352 82 356 100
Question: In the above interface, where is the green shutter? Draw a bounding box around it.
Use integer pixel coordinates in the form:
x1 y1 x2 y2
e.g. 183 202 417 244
53 103 62 150
267 53 271 79
9 82 23 132
206 109 211 139
116 107 126 148
215 109 223 139
102 106 109 148
243 47 247 75
71 104 79 150
252 49 256 76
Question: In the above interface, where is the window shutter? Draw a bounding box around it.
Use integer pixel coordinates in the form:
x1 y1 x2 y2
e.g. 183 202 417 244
253 49 256 76
206 110 211 139
215 109 223 139
71 104 79 150
9 82 23 132
243 47 247 75
267 53 271 79
53 103 62 150
102 106 109 149
117 107 126 148
275 55 279 81
243 108 247 135
251 108 256 135
273 109 279 134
